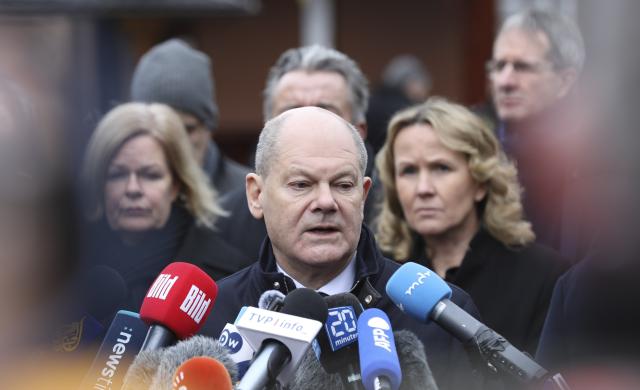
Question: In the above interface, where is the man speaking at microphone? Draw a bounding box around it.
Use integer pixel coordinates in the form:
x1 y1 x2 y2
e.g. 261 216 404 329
200 107 481 389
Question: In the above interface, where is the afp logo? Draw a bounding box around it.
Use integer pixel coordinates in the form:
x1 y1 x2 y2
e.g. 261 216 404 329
219 329 243 353
367 316 392 353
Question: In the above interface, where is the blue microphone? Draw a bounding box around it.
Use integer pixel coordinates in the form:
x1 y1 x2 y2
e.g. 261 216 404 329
80 310 149 390
386 262 551 384
357 309 402 390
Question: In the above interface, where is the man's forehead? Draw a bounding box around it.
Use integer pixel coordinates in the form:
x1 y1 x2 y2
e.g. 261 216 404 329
494 27 551 60
273 108 359 160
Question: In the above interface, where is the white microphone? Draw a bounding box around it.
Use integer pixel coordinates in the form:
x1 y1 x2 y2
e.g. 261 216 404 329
235 288 328 390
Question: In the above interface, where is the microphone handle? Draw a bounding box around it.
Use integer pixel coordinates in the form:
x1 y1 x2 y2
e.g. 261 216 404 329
340 363 365 390
140 324 176 351
238 341 291 390
373 376 393 390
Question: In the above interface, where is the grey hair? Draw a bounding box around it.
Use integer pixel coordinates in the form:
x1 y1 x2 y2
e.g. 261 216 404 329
262 45 369 124
500 8 585 74
255 108 368 178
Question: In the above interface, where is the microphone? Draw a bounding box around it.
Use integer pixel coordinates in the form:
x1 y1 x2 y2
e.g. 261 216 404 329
121 349 163 390
150 335 238 389
290 330 438 390
139 262 218 351
258 289 285 311
122 335 237 390
216 290 282 381
357 308 402 390
386 262 550 384
219 323 254 379
235 288 328 390
171 356 233 390
315 292 364 390
79 310 149 390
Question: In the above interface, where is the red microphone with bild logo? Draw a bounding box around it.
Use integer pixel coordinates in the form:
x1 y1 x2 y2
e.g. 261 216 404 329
139 262 218 351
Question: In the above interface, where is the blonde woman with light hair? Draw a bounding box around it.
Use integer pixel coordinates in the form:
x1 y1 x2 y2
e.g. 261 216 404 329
375 97 567 355
81 102 251 316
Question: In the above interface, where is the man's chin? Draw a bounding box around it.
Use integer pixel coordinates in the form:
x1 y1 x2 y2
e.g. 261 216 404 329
296 245 352 267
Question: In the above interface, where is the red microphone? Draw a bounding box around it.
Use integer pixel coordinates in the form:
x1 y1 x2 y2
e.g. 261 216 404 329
172 356 233 390
139 262 217 350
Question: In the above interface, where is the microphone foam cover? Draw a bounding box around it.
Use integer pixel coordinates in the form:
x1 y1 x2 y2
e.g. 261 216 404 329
258 289 285 311
122 349 165 390
172 356 233 390
385 262 452 322
281 288 328 323
150 335 238 389
394 330 438 390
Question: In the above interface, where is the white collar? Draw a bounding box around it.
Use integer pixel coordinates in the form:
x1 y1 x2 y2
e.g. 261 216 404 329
277 253 357 296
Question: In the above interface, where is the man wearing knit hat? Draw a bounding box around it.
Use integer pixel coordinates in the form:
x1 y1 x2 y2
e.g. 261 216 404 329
130 38 249 199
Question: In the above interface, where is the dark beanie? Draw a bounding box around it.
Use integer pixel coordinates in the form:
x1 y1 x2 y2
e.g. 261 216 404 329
130 38 218 131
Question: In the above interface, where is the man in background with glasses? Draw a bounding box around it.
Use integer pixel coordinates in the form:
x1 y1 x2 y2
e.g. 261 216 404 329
486 9 589 261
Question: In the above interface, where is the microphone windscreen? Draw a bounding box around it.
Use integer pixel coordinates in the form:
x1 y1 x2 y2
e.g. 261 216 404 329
385 262 452 322
394 330 439 390
121 349 164 390
258 289 285 311
150 335 238 390
288 348 342 390
281 288 328 323
140 262 217 339
289 330 440 390
171 356 233 390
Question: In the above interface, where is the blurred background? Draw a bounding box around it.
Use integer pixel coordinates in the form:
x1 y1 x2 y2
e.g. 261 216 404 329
1 0 639 387
0 0 582 168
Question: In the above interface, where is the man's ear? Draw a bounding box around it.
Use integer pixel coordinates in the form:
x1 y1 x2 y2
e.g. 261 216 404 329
556 67 578 99
356 122 368 140
246 173 264 220
362 176 373 202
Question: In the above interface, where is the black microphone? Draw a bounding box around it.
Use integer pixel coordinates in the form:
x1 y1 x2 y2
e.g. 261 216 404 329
386 262 552 385
315 292 364 390
235 288 328 390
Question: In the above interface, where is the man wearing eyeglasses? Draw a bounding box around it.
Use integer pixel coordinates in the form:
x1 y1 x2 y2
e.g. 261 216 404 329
486 9 589 261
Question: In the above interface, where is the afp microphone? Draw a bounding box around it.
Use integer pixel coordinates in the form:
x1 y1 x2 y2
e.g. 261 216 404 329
358 309 402 390
171 356 233 390
235 288 328 390
316 292 364 390
386 262 549 384
139 262 217 351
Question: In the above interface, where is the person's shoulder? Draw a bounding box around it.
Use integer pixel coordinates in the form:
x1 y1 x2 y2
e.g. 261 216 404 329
216 262 256 290
496 239 570 275
179 223 255 280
